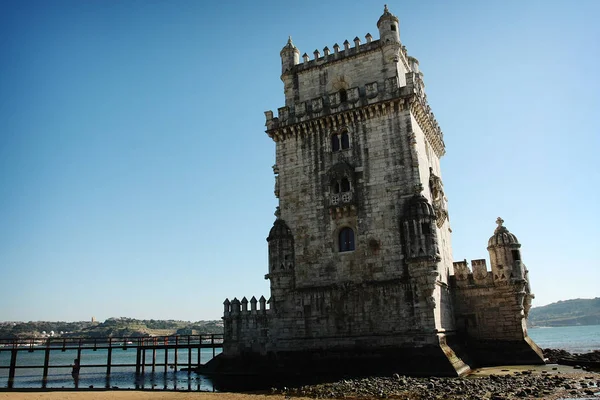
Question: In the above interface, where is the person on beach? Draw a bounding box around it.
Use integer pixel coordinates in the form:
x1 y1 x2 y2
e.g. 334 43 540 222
71 358 80 387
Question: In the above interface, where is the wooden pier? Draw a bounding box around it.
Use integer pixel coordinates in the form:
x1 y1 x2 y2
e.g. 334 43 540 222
0 334 223 389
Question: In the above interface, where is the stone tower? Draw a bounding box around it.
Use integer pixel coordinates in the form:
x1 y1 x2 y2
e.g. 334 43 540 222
213 6 543 377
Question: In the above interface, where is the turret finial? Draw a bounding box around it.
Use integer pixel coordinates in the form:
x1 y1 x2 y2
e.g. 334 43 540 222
384 4 389 13
287 36 293 45
496 217 504 227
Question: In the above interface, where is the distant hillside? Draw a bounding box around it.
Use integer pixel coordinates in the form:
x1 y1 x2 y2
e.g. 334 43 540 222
0 318 223 338
528 298 600 327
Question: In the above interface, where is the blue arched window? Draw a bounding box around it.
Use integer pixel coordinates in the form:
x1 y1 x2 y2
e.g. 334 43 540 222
339 227 355 252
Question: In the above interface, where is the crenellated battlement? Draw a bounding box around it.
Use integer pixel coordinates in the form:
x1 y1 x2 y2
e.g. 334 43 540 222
286 36 410 74
265 72 445 157
223 296 271 317
222 296 272 357
452 259 493 287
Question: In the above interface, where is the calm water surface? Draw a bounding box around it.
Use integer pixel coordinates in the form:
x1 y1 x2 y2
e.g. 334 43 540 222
528 324 600 353
0 347 221 390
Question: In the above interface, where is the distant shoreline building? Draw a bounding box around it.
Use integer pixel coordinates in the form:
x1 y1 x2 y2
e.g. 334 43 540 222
208 6 543 376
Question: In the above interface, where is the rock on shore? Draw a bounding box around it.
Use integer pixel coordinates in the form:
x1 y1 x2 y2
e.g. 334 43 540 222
273 350 600 400
543 348 600 367
276 373 599 399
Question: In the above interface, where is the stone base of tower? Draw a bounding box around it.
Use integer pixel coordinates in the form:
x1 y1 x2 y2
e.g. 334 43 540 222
466 335 544 367
201 333 471 378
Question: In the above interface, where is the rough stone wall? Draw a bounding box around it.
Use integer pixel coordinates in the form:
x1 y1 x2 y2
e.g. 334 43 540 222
223 298 271 357
451 259 529 341
291 44 407 104
275 107 412 288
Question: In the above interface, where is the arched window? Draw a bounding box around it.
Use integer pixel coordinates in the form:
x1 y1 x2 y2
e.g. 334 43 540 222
341 131 349 149
339 89 348 103
333 181 340 194
339 227 355 252
341 177 350 192
331 129 350 152
331 135 340 152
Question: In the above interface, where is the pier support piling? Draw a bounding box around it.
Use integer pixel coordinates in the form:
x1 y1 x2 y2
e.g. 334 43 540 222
135 348 141 375
141 348 146 374
8 349 18 389
174 336 179 372
42 347 51 388
152 348 156 372
187 336 192 374
164 343 168 374
106 342 113 377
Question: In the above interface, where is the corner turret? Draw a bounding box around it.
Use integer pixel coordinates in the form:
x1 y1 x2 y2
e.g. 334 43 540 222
402 194 441 262
280 36 300 76
377 5 400 44
487 217 525 283
266 215 295 309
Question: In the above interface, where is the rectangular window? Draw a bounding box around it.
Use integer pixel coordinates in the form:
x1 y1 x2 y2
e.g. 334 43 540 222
512 250 521 261
421 222 431 234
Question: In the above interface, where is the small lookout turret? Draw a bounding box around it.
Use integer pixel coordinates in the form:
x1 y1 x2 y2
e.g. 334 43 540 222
266 215 295 309
487 217 525 283
280 36 300 76
377 5 400 44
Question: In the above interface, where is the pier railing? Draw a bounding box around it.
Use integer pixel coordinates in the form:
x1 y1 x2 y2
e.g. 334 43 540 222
0 334 223 389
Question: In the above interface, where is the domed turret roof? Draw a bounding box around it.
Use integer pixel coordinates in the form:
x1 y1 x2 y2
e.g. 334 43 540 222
404 194 435 219
377 4 399 28
487 217 520 247
280 36 299 55
267 218 293 242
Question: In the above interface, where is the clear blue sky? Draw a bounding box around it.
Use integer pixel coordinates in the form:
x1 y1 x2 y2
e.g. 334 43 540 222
1 0 598 322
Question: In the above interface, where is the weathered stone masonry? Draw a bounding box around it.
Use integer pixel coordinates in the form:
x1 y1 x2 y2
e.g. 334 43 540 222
212 6 543 376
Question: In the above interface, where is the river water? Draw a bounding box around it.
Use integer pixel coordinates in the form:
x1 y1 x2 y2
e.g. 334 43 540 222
0 347 221 390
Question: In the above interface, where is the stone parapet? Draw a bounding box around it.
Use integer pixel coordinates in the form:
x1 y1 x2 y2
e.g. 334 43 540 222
222 296 271 357
265 73 445 157
285 38 410 76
